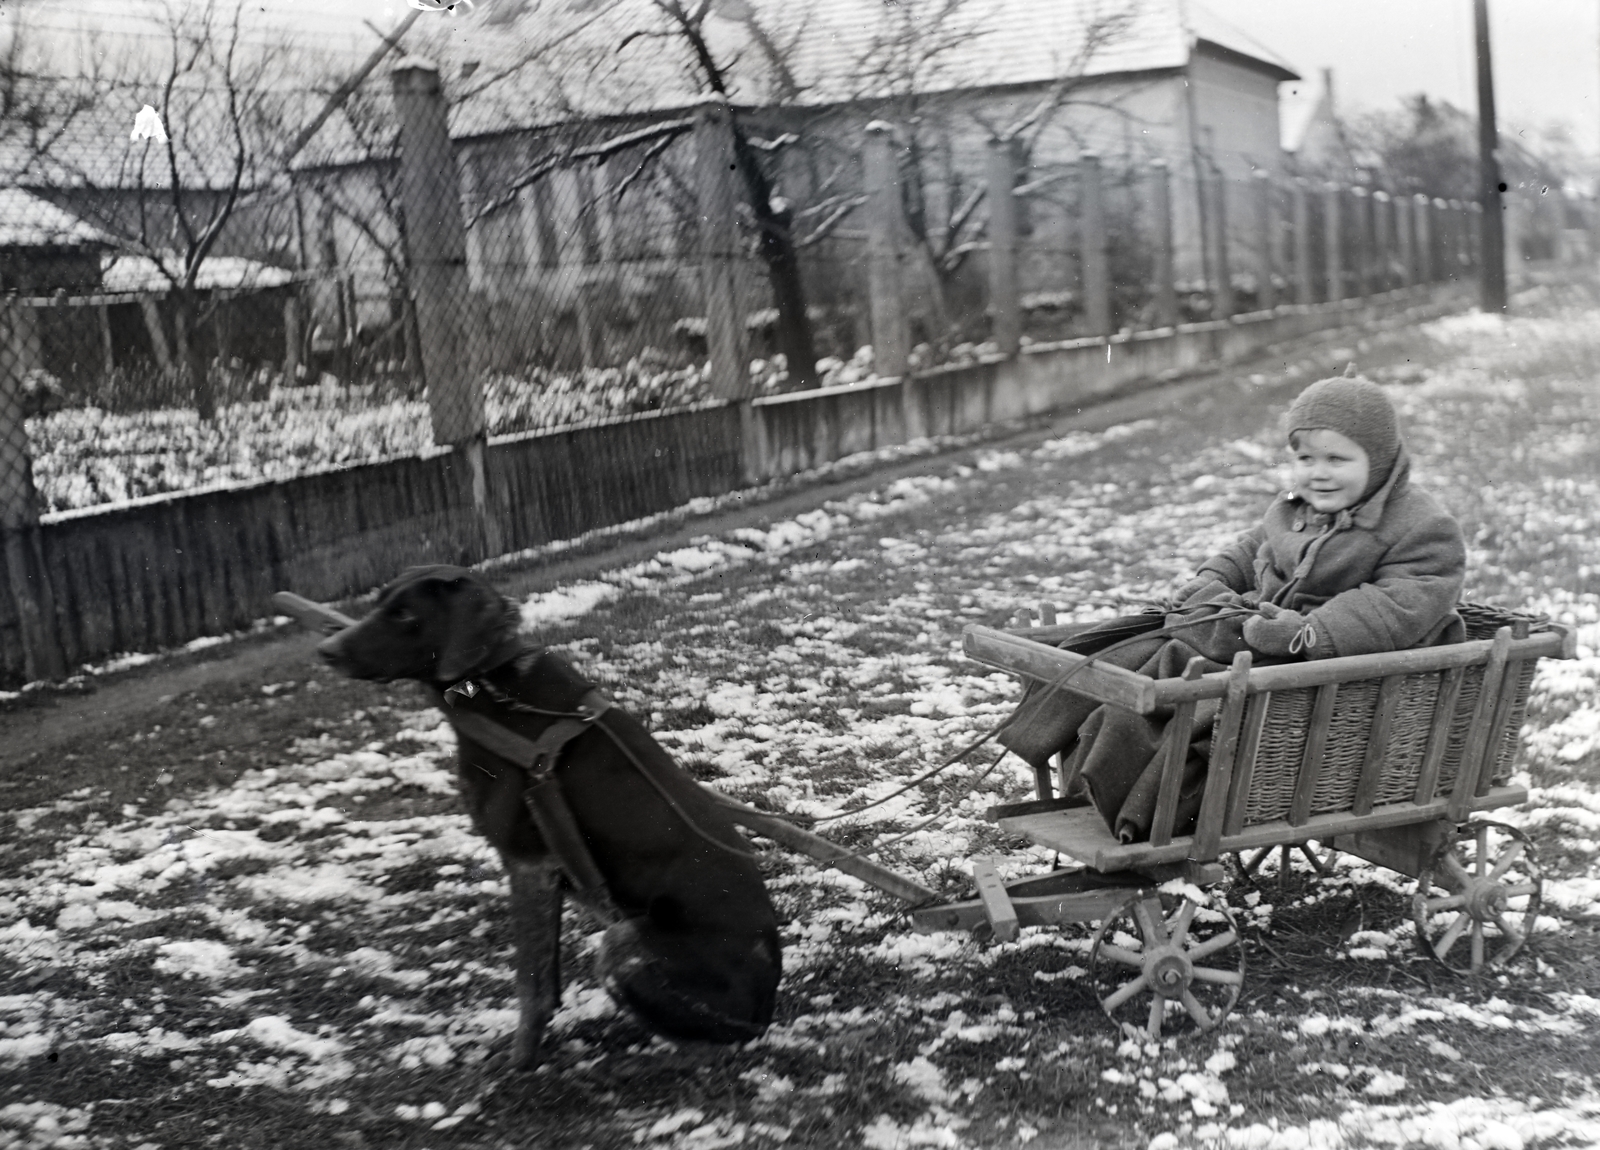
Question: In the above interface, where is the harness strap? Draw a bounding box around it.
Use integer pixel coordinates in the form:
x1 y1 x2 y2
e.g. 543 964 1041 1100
446 688 620 913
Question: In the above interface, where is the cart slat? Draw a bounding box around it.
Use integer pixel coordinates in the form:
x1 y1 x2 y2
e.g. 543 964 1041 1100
1353 674 1406 816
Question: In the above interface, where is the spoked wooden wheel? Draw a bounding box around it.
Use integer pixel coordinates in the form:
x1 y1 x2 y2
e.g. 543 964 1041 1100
1088 891 1244 1040
1234 841 1336 886
1412 821 1542 974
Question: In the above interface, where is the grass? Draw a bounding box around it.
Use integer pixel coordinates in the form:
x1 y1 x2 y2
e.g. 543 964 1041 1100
4 283 1600 1149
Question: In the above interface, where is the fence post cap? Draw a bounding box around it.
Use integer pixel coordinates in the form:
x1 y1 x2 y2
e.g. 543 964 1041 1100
391 55 441 78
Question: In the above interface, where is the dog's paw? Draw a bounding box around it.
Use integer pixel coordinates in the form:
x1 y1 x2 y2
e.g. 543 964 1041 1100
482 1031 544 1074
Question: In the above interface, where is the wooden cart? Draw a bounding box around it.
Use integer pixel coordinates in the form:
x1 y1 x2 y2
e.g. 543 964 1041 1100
906 603 1576 1039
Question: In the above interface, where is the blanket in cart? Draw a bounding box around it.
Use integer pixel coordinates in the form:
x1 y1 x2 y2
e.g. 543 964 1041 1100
997 600 1280 843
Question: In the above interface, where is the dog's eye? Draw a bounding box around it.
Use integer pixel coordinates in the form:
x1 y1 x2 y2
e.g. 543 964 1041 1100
389 606 418 627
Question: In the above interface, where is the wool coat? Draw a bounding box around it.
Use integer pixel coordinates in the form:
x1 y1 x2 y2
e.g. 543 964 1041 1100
997 448 1468 843
1191 449 1467 658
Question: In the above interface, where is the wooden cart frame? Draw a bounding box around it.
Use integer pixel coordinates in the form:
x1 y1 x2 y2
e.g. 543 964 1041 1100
902 607 1575 1037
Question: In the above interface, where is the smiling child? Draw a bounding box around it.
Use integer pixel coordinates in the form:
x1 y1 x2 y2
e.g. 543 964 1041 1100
998 374 1470 842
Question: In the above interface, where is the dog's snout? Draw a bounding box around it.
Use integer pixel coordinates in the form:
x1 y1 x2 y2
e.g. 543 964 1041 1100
316 632 350 669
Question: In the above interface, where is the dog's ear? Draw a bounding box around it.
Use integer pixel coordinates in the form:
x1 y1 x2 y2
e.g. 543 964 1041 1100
435 574 512 682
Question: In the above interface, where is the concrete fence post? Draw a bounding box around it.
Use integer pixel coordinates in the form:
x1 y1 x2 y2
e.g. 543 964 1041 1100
1351 186 1371 297
863 122 911 380
1468 201 1484 273
391 58 499 558
693 100 753 401
1372 191 1392 292
1293 178 1314 305
283 294 301 383
1449 200 1470 271
1207 170 1232 320
1395 193 1415 287
1433 197 1451 282
1080 153 1111 336
1149 160 1178 328
0 301 67 682
1414 193 1434 282
1323 182 1344 301
863 121 920 440
986 137 1021 356
1255 171 1277 311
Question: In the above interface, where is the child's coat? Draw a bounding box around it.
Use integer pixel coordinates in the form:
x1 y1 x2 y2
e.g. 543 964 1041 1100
999 448 1468 843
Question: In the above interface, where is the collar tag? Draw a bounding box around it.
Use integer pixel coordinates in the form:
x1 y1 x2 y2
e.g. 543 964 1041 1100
444 679 479 705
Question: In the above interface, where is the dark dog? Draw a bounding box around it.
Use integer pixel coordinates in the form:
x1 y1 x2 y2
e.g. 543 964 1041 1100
317 565 781 1067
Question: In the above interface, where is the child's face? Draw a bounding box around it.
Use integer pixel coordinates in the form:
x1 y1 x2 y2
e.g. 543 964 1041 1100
1289 428 1370 513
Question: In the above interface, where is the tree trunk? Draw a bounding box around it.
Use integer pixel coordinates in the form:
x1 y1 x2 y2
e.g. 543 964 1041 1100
726 122 816 390
174 291 215 421
759 201 816 390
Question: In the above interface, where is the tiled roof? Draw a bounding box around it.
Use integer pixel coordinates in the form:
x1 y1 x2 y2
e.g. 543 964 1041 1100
0 188 113 249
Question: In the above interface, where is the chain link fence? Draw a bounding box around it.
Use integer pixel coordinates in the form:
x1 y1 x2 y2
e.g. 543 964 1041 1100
3 35 1528 527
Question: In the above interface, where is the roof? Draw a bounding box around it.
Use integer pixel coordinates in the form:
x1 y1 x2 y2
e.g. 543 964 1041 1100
0 188 113 249
101 254 294 294
409 0 1300 139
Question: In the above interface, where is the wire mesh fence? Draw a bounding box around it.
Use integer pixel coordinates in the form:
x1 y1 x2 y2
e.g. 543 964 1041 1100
2 36 1530 527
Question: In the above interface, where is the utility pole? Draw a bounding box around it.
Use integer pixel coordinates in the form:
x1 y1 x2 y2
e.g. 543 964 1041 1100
1474 0 1508 311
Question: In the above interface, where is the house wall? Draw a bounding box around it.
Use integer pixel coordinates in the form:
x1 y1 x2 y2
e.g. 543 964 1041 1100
289 51 1288 368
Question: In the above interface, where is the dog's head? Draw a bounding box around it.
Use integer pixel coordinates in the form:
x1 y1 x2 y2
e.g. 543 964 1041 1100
318 566 520 684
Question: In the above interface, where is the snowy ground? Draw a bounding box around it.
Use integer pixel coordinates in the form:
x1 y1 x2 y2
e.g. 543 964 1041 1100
4 290 1600 1149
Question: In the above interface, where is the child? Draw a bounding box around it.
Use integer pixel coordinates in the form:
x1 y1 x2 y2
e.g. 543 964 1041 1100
997 375 1468 843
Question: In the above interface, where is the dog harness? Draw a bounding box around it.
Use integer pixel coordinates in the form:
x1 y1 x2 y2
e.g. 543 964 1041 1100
444 677 623 918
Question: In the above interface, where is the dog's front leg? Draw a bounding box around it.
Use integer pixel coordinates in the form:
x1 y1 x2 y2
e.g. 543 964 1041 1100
505 856 563 1070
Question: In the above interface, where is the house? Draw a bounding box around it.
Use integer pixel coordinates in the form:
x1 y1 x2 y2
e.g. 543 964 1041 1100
296 0 1302 368
0 187 113 293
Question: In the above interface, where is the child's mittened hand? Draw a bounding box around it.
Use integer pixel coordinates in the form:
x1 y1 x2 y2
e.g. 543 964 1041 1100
1173 574 1224 606
1244 609 1315 656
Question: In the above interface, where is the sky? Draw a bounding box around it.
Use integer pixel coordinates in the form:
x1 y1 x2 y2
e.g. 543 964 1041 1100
17 0 1600 155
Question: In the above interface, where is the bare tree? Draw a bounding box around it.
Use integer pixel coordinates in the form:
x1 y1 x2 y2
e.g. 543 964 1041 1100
852 0 1142 322
606 0 820 387
29 0 297 420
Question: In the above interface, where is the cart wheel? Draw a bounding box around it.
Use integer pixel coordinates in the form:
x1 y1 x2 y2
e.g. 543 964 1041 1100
1088 890 1245 1041
1412 821 1542 975
1232 842 1337 887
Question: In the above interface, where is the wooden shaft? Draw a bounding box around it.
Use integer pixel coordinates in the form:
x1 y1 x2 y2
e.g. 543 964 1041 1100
711 797 939 906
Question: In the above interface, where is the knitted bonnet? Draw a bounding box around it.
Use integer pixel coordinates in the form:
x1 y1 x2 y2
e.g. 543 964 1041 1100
1285 375 1400 499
